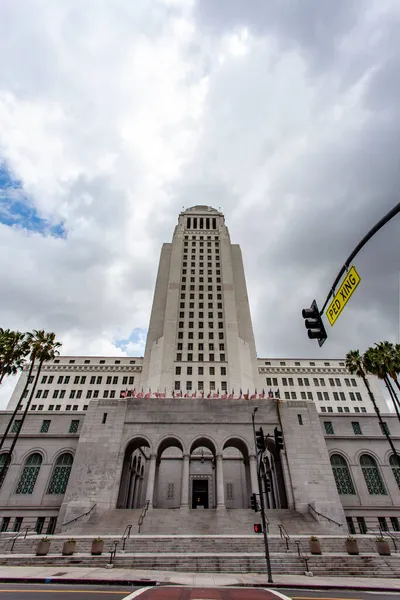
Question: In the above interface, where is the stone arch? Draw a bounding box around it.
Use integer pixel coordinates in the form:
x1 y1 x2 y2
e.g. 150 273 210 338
154 436 184 509
222 437 251 508
189 435 217 455
46 452 74 496
117 436 151 509
330 453 357 496
18 447 47 465
359 453 387 496
15 452 43 495
189 436 218 510
354 448 383 466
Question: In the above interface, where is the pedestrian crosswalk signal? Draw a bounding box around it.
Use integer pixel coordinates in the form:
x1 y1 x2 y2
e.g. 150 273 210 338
254 523 263 534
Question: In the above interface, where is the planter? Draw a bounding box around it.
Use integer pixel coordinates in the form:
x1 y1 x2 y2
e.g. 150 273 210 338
36 540 50 556
345 539 359 555
91 540 104 555
62 540 76 556
376 540 391 556
309 539 322 555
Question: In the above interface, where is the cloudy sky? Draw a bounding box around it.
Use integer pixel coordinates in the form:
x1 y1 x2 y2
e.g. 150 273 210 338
1 0 400 407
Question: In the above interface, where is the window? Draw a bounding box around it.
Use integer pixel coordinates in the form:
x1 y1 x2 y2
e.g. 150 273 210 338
57 376 63 384
47 453 73 494
329 378 335 386
176 367 181 375
11 420 21 433
323 392 329 401
97 376 102 384
93 391 99 398
83 405 88 411
102 413 107 424
55 405 61 410
36 390 42 398
221 367 226 375
284 391 290 400
128 376 134 385
60 390 65 399
103 390 109 399
297 414 303 425
41 376 47 384
198 381 203 390
282 378 287 386
186 381 192 390
90 376 96 384
380 422 390 436
360 454 387 495
209 367 215 375
76 390 82 399
356 392 362 401
301 391 306 399
345 378 350 387
174 381 180 390
320 378 325 386
113 376 118 385
198 367 204 375
40 420 51 433
327 407 333 412
48 405 54 411
74 376 79 384
324 421 334 435
291 392 297 399
335 378 341 386
357 516 367 534
307 392 313 400
176 353 182 361
66 405 71 410
69 390 75 399
339 392 346 401
346 517 356 535
351 378 357 386
313 378 319 386
320 406 326 412
391 517 400 532
330 454 356 495
69 420 79 433
86 390 92 399
107 376 112 384
298 378 303 386
35 516 45 534
360 407 366 412
333 392 339 401
64 376 70 384
187 366 192 375
16 453 42 494
352 422 362 435
389 455 400 489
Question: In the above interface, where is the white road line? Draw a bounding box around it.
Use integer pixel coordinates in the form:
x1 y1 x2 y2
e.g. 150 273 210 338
122 587 153 599
265 589 293 600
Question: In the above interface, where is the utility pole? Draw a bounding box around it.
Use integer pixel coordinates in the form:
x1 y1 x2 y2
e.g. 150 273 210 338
251 407 273 584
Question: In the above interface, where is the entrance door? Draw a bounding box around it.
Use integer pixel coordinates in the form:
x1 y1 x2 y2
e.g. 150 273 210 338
192 479 209 509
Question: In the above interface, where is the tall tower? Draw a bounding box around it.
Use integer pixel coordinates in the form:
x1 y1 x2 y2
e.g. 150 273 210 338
140 206 258 396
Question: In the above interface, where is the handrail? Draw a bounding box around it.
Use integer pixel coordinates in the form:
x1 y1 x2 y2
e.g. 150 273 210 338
121 524 132 551
138 500 150 533
8 526 31 552
294 539 310 574
62 503 97 527
108 540 118 566
308 504 342 527
278 524 290 552
367 525 398 552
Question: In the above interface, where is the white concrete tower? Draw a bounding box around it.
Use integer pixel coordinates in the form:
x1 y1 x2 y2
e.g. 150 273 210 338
140 206 259 396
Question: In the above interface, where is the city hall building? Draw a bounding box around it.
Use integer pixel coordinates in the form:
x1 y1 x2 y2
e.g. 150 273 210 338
0 206 399 537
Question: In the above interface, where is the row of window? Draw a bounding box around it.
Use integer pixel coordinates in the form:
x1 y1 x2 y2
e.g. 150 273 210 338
174 381 227 391
181 276 222 283
176 353 226 362
267 376 358 387
11 419 80 434
324 421 390 435
185 217 218 230
30 404 86 411
28 375 135 386
347 516 400 535
331 453 399 496
177 331 224 341
26 386 128 401
181 284 222 293
184 238 219 246
183 247 220 255
0 452 74 495
282 390 362 402
265 361 345 367
184 234 219 240
182 261 220 269
321 406 366 413
176 366 226 375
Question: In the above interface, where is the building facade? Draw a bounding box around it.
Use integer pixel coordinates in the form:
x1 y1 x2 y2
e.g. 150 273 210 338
0 206 399 536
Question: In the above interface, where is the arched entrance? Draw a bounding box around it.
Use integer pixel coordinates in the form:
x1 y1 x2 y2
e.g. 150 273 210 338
154 437 184 508
117 437 150 509
222 438 251 508
189 437 218 509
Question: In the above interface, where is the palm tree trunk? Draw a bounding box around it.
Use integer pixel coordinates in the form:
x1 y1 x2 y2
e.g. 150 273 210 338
363 375 400 461
0 356 36 453
0 359 42 487
384 375 400 422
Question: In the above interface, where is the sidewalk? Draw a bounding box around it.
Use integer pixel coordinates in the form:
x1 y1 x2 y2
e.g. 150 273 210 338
0 566 399 591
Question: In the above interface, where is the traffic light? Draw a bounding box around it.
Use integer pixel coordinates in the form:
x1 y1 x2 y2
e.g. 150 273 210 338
274 427 284 452
255 427 266 452
250 493 259 512
302 299 327 347
254 523 263 534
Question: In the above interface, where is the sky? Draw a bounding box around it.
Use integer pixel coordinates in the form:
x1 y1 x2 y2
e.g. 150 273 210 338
1 0 400 408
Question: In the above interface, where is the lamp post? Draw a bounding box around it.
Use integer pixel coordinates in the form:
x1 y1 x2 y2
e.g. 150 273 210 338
251 407 273 584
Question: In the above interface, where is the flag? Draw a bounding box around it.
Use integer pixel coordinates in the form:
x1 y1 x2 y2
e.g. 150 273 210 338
238 389 242 399
200 391 204 398
184 392 189 398
268 389 273 398
259 389 265 399
120 390 127 398
131 389 136 398
159 392 166 398
144 389 151 399
275 388 280 398
221 392 227 399
250 389 257 399
172 390 175 398
192 391 197 398
137 391 144 399
244 389 249 400
176 390 183 397
228 391 234 399
213 392 219 398
207 392 211 398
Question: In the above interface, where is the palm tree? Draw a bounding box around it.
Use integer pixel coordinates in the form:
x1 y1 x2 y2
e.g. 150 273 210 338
345 349 399 461
388 342 400 394
363 345 400 422
0 330 62 487
0 329 31 383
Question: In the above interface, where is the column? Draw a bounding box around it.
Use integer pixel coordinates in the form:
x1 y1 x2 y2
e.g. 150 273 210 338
216 453 225 509
180 454 190 508
145 454 157 508
249 454 258 495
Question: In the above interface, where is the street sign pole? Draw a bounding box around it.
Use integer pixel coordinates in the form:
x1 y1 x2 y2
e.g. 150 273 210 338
252 408 273 584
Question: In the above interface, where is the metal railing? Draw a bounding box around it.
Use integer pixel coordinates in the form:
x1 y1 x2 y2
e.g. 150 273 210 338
294 539 310 573
366 525 398 553
308 504 342 527
108 540 118 566
138 500 150 533
121 524 132 551
62 503 97 527
278 524 291 552
8 526 32 552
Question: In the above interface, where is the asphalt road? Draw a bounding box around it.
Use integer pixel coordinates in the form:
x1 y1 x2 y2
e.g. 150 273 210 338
0 585 398 600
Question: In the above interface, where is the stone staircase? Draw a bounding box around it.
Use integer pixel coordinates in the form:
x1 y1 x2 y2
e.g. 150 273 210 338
0 533 399 576
65 507 329 536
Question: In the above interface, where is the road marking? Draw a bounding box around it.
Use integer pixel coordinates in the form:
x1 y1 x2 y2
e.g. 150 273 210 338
0 591 126 595
265 590 292 600
292 597 362 600
122 588 153 599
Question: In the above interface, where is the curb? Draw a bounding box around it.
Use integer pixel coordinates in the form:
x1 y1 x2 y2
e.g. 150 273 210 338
0 577 158 587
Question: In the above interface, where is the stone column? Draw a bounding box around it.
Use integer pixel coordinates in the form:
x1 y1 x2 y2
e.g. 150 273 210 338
145 454 157 508
216 453 225 509
249 453 258 495
180 454 190 508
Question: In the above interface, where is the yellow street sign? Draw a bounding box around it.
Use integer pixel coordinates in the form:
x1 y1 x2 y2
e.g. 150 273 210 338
326 265 361 326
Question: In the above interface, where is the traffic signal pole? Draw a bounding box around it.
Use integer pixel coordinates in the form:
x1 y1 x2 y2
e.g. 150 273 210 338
251 408 273 584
